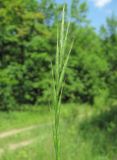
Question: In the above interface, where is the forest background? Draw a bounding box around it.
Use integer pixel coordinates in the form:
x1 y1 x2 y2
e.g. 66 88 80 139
0 0 116 111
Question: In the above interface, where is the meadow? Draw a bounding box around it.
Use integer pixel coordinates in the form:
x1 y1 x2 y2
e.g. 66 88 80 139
0 103 117 160
0 0 116 160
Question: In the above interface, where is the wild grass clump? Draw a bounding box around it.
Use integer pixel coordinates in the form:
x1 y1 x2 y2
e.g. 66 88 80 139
51 5 73 160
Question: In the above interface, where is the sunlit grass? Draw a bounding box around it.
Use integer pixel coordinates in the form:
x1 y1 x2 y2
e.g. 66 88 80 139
0 104 117 160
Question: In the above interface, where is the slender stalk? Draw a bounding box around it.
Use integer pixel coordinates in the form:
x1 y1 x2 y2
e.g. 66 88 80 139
51 5 73 160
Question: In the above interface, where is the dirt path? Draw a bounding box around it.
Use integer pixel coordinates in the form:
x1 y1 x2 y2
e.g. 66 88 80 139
0 139 35 155
0 111 91 140
0 136 45 157
0 122 51 139
9 139 37 150
0 112 92 157
9 135 46 150
0 122 50 157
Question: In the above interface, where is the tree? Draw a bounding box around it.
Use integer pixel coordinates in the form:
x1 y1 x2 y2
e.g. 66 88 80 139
63 26 108 105
100 15 117 99
0 0 52 109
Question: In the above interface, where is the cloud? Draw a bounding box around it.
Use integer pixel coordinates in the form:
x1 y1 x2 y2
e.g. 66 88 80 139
93 0 112 8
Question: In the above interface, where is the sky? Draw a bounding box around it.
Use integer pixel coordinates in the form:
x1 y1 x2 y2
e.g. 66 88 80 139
55 0 117 32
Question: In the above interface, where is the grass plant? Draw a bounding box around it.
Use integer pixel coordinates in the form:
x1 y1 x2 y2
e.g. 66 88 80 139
51 5 73 160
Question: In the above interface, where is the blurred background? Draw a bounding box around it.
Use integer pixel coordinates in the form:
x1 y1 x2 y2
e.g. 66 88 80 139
0 0 117 159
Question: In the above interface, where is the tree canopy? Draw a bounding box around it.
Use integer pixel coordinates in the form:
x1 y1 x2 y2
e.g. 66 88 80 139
0 0 116 110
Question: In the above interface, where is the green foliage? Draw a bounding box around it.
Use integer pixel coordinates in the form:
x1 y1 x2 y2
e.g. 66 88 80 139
0 0 52 109
0 0 116 110
71 0 88 23
63 27 109 104
100 15 117 99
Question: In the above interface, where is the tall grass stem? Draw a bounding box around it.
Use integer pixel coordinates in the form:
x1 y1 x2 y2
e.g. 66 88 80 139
51 5 73 160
